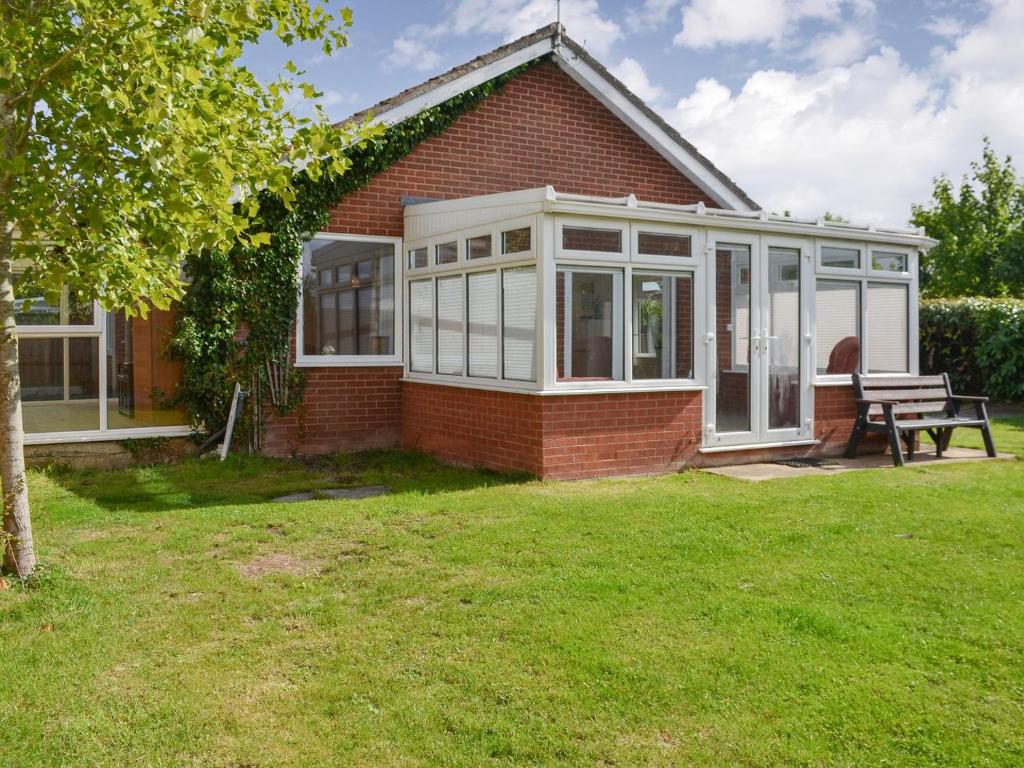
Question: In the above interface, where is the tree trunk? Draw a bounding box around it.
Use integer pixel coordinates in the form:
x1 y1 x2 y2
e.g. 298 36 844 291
0 226 35 577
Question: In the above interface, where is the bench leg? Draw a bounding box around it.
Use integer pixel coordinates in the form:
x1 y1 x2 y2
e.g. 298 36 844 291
941 427 954 453
845 417 866 459
882 409 904 467
927 428 943 458
981 423 997 458
903 431 916 461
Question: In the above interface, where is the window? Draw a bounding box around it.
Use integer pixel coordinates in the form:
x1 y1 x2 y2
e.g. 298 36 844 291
637 232 691 259
435 241 458 266
14 272 96 328
871 250 908 273
467 235 492 260
557 269 622 381
408 247 428 270
867 282 908 373
409 279 434 373
467 272 498 377
821 245 861 270
436 276 464 374
562 226 622 254
815 280 861 375
501 227 531 255
632 273 694 380
502 268 537 381
301 236 396 359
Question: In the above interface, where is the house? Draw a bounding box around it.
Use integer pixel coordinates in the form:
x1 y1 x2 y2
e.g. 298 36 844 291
20 24 933 478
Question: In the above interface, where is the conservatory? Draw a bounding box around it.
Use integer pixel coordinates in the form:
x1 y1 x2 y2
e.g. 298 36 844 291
387 186 932 476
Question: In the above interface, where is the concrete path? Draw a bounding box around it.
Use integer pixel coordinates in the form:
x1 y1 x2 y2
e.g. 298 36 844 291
703 447 1015 482
273 486 391 502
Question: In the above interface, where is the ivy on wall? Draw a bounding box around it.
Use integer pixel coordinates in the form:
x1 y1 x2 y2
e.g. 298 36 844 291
170 59 543 440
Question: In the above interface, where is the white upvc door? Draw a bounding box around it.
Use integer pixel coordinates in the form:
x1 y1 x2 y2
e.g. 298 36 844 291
705 232 814 448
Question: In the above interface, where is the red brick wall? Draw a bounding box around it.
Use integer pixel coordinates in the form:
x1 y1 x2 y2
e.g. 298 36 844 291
262 366 403 457
325 61 711 238
402 382 544 474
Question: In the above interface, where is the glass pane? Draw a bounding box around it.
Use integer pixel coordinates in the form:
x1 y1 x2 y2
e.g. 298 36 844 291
715 245 750 433
20 337 100 433
559 271 618 380
768 248 801 430
821 246 861 270
435 242 458 265
632 273 693 380
871 250 907 272
467 235 492 260
562 226 621 253
13 273 61 325
501 227 531 255
816 280 860 374
409 279 434 373
503 268 537 382
867 282 908 373
67 290 95 325
467 271 498 378
408 247 428 269
106 309 187 429
436 276 464 375
637 232 691 258
302 238 395 356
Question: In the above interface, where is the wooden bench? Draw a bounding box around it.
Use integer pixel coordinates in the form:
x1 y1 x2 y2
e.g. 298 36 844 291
845 373 997 467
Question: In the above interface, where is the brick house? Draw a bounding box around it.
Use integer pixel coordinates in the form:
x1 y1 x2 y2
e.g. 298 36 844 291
20 24 932 477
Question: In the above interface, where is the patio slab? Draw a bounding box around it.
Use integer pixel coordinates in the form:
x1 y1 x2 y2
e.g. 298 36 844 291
272 486 391 502
703 447 1015 482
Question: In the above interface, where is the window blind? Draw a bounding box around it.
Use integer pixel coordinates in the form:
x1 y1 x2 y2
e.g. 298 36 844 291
409 279 434 373
467 271 498 378
436 276 464 375
867 282 908 373
815 280 859 374
502 267 536 382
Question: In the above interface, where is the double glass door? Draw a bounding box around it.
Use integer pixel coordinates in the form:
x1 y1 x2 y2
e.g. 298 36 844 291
706 233 810 447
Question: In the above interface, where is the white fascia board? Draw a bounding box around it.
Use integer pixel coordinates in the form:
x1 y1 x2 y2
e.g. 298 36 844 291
542 199 935 248
404 187 552 218
370 39 556 127
553 52 754 212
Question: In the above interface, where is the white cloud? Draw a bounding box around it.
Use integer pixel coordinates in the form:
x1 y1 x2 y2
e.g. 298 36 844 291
922 15 964 39
665 0 1024 225
674 0 844 49
384 34 444 72
800 25 876 67
626 0 681 33
610 57 666 103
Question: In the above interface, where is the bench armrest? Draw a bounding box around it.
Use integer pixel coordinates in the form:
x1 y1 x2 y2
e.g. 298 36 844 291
950 394 989 403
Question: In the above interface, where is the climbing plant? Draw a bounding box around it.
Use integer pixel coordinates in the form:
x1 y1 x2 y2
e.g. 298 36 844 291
171 59 543 443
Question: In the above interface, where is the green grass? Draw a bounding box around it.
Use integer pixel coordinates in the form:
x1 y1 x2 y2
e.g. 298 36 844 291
2 420 1023 767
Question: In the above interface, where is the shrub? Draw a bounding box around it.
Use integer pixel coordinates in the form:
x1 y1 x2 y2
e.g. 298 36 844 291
920 298 1024 402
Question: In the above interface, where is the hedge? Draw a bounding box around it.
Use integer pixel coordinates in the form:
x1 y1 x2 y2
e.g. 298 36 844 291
919 298 1024 402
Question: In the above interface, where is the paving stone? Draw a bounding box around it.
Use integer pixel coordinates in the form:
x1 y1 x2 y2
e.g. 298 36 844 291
272 486 391 503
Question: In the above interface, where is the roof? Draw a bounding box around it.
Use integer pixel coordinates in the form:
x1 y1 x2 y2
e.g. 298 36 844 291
338 24 759 212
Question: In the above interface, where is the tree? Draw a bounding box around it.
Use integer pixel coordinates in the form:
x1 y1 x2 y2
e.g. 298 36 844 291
912 138 1024 298
0 1 373 577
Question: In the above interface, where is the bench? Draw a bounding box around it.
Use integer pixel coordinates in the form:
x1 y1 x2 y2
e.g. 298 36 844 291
845 373 997 467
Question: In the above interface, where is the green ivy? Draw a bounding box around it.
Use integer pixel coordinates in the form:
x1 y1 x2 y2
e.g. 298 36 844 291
920 297 1024 402
170 59 543 439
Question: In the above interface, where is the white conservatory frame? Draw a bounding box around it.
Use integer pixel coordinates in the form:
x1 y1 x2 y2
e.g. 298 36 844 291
395 186 934 451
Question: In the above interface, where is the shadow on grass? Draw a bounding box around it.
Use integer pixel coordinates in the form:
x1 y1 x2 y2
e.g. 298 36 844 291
43 449 532 514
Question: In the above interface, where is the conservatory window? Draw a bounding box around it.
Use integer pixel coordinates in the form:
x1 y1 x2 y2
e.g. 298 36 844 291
435 241 458 266
408 247 428 270
409 279 434 373
501 227 531 256
631 273 694 380
300 236 396 360
871 250 908 273
557 269 623 381
820 245 861 271
562 226 622 254
867 282 909 373
637 232 691 259
467 235 492 260
815 280 861 375
502 267 537 382
467 271 498 377
436 276 464 375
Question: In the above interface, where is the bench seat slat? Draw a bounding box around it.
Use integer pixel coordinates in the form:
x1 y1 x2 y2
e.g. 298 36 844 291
863 388 949 401
859 375 946 389
866 402 949 417
862 416 985 431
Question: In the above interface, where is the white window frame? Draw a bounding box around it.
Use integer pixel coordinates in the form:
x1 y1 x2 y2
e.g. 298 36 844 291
13 266 103 336
465 226 496 264
555 217 629 263
295 232 404 368
630 222 700 268
629 268 699 382
407 245 430 272
434 239 461 268
868 245 913 278
556 265 625 385
497 217 536 261
816 239 866 276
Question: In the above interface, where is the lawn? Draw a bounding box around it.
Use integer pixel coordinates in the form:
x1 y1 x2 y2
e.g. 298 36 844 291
2 418 1023 767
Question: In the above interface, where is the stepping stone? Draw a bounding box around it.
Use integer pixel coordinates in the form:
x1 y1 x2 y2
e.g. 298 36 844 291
272 486 391 503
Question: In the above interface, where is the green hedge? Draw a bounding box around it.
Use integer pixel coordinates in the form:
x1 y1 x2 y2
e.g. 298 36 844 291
920 298 1024 401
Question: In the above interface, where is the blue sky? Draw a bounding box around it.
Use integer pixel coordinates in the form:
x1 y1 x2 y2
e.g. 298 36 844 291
242 1 1024 226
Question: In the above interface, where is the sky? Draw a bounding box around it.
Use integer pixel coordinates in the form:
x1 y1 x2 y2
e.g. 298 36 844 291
242 0 1024 227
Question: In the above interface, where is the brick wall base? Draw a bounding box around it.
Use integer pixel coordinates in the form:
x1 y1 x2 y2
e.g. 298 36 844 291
400 381 876 480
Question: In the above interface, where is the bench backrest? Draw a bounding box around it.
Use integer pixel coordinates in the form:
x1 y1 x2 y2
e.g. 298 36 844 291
852 373 953 419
